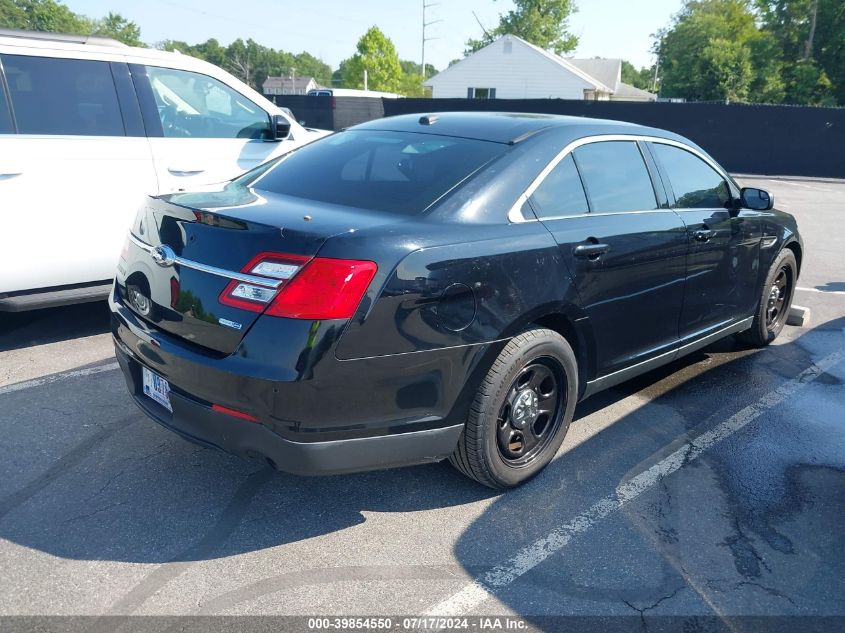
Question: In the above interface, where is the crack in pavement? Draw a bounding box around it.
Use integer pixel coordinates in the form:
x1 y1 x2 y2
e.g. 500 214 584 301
622 584 686 628
0 414 139 523
99 466 276 625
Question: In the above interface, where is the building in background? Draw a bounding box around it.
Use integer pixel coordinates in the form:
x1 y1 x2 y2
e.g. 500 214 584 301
425 35 655 102
262 75 322 96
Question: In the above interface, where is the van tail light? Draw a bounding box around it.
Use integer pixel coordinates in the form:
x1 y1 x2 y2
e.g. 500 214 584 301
219 252 377 320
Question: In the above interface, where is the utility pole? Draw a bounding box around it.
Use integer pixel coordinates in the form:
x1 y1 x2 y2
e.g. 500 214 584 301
291 67 296 95
422 0 441 80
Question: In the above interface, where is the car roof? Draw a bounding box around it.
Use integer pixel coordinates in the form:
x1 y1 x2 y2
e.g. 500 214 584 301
352 111 691 147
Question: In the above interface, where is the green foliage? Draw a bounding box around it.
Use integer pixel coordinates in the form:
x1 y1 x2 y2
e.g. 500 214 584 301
658 0 841 105
342 26 403 93
621 60 655 91
92 12 142 46
1 0 91 34
466 0 578 55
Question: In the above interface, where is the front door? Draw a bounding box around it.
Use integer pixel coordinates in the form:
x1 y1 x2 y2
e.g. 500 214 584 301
532 141 688 377
647 142 762 340
132 64 296 193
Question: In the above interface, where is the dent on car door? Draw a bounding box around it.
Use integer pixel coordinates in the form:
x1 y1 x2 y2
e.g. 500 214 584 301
131 64 286 193
532 141 688 377
0 54 157 293
647 142 762 340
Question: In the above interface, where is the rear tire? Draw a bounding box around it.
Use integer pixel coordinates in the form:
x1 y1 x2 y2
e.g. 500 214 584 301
739 248 797 347
449 327 577 489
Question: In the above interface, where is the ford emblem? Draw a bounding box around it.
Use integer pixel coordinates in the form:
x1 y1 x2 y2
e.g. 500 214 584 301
150 245 176 267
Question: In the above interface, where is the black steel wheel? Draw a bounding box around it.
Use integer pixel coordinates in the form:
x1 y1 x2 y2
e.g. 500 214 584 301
740 248 798 347
450 327 578 489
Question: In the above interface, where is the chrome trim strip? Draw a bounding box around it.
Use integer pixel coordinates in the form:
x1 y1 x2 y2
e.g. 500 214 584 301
127 233 284 289
508 134 734 224
761 235 778 249
581 317 753 399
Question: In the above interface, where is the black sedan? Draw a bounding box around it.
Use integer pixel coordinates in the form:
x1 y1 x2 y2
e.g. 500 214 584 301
111 112 802 489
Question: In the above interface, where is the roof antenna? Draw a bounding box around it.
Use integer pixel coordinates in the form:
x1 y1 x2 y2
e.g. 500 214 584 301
419 114 439 125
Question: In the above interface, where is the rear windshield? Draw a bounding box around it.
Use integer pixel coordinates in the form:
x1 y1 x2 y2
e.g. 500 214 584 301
251 130 507 215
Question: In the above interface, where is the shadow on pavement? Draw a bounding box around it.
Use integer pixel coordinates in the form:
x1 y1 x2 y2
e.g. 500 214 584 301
0 301 110 352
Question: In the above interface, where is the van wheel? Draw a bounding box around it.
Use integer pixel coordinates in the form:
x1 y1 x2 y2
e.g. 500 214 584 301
449 327 578 489
739 248 797 347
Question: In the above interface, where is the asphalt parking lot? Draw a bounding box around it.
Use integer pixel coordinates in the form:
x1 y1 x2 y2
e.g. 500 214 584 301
1 177 843 630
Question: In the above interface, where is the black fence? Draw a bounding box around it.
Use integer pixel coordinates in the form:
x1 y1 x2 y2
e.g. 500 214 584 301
273 95 845 178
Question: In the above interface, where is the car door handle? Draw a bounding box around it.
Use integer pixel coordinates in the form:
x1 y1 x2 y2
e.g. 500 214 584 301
694 229 715 242
573 242 610 259
167 167 205 176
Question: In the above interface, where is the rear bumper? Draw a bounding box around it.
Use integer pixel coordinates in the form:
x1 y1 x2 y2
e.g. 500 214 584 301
110 285 494 475
117 345 462 475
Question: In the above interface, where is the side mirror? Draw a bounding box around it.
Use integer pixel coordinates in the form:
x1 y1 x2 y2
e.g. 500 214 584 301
739 187 774 211
272 114 291 141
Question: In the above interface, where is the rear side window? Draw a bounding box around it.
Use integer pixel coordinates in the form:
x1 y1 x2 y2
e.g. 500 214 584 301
1 54 124 136
651 143 732 209
251 130 507 215
573 141 657 213
530 154 589 218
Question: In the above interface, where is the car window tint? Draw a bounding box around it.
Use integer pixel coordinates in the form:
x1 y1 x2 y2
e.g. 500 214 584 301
0 79 12 133
573 141 657 213
1 54 124 136
651 143 732 209
252 130 507 215
530 154 589 218
145 66 271 139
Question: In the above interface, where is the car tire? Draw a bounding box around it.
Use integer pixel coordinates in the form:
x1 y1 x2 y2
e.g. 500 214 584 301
739 248 797 348
449 327 578 489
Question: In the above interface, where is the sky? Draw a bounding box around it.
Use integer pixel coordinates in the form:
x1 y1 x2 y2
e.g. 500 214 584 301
64 0 684 71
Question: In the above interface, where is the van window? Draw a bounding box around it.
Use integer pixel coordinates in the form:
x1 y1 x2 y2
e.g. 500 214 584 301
573 141 657 213
1 54 124 136
0 80 12 133
530 154 590 218
250 130 507 215
651 143 732 209
145 66 271 139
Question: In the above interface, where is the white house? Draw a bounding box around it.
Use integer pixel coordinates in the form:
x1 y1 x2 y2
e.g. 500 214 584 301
262 75 322 96
425 35 655 102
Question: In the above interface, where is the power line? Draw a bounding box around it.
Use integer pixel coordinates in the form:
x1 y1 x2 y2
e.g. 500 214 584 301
422 0 441 78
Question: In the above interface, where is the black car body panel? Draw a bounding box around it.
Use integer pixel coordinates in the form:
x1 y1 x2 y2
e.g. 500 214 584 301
111 112 803 476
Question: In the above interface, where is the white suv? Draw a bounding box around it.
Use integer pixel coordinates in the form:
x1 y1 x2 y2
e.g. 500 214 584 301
0 29 329 311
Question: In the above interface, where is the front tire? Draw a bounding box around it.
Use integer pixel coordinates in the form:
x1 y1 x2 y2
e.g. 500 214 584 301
450 327 578 489
739 248 797 347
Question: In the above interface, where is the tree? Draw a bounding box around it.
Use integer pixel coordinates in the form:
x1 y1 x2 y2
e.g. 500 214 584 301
1 0 92 34
655 0 781 102
621 60 655 91
91 12 142 46
342 26 403 93
466 0 578 55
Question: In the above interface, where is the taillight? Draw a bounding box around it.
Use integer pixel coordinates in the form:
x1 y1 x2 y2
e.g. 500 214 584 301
218 252 377 320
219 252 310 312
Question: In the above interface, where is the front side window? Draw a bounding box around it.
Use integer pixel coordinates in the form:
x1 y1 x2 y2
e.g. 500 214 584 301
530 154 589 218
573 141 657 213
145 66 271 139
651 143 732 209
250 130 507 215
1 54 124 136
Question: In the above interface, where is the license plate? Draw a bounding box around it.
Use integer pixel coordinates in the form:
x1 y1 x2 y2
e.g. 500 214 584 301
142 367 172 412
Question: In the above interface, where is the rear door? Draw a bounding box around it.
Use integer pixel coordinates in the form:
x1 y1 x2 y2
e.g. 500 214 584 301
131 64 299 193
647 142 761 340
532 140 688 376
0 52 157 293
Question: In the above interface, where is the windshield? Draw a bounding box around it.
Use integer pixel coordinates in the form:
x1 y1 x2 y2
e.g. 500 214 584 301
251 130 507 215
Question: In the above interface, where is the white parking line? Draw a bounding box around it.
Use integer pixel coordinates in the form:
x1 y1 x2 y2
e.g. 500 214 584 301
0 361 119 396
425 350 844 617
766 179 839 193
796 286 845 296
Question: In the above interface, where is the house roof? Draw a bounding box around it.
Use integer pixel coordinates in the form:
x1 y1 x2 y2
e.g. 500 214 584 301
613 82 657 100
567 58 621 93
262 75 316 91
424 35 614 93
